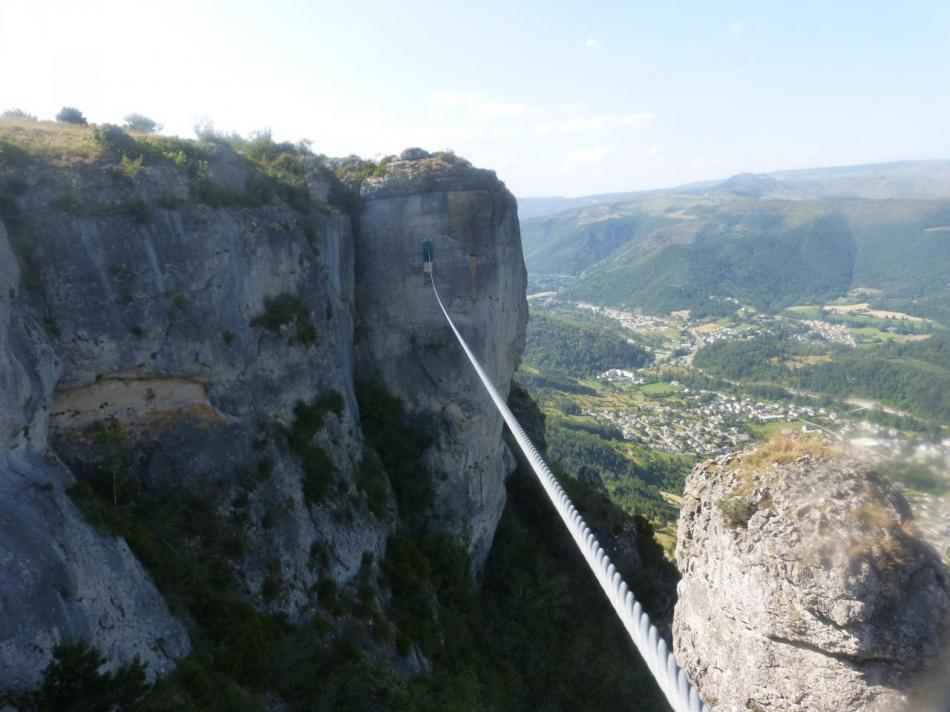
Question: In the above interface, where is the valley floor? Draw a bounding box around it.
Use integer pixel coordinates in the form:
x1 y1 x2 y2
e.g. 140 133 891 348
520 283 950 561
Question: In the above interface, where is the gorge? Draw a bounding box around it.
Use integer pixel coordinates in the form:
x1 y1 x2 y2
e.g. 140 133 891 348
0 120 947 711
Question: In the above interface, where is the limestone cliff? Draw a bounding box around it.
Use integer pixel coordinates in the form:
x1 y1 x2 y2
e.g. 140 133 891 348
356 152 526 566
0 218 191 691
674 439 950 711
0 130 525 692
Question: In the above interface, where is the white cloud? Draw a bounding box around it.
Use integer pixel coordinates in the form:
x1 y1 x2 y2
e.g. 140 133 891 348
556 146 609 173
585 38 603 49
536 112 654 136
726 20 745 34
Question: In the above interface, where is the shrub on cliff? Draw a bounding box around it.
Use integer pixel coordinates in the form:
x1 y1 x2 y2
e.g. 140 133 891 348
250 294 318 346
716 496 752 529
357 379 433 527
124 113 162 134
55 106 87 125
36 640 150 710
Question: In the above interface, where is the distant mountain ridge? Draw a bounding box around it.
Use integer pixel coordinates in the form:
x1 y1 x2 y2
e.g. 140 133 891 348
518 160 950 322
518 159 950 219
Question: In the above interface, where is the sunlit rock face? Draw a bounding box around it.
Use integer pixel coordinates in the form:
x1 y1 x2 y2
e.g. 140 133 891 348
355 152 527 567
0 143 527 691
674 447 950 712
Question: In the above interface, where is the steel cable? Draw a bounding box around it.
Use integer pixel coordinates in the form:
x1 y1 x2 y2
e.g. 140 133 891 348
431 276 709 712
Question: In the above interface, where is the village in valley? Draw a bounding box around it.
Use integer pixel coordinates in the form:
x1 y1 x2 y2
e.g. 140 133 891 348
523 291 950 559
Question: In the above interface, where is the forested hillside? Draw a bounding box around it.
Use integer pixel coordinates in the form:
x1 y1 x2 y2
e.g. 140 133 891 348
693 331 950 422
520 164 950 322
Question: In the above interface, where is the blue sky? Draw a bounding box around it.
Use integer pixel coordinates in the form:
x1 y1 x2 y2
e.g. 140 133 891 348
2 0 948 196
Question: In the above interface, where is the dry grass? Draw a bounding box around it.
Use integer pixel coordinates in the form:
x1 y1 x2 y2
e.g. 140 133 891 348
0 117 101 161
739 432 834 476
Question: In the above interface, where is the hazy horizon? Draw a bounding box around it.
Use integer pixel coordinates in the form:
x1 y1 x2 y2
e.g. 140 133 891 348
3 0 949 196
516 157 950 199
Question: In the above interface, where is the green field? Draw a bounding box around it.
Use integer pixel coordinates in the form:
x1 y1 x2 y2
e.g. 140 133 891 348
640 382 679 396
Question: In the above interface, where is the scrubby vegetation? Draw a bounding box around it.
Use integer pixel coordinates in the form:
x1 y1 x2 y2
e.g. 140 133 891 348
250 293 317 346
12 640 150 711
357 378 432 528
716 496 752 529
55 380 674 711
55 106 87 125
738 432 832 475
283 392 345 505
334 155 396 184
0 118 347 218
124 113 162 134
230 129 322 213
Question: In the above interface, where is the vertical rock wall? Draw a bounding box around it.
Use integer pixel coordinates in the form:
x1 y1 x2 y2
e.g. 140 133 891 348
0 219 191 690
0 144 528 691
355 153 527 565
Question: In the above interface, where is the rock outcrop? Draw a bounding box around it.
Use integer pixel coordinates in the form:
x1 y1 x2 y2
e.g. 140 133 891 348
356 152 526 566
674 440 950 711
0 136 526 691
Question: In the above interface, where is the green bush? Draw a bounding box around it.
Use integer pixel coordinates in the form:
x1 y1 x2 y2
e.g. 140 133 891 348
317 577 345 616
55 106 87 124
250 294 317 346
93 124 141 158
36 640 150 711
357 453 389 518
357 378 432 527
716 496 752 529
302 445 335 504
52 188 82 214
284 392 343 452
124 113 162 134
231 130 316 213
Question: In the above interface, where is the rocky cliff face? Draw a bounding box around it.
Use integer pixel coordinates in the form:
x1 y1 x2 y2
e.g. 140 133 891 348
674 440 950 711
0 134 525 692
356 155 526 566
0 219 191 690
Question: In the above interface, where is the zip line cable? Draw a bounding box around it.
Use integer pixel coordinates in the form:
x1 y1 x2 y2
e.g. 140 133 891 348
430 274 709 712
